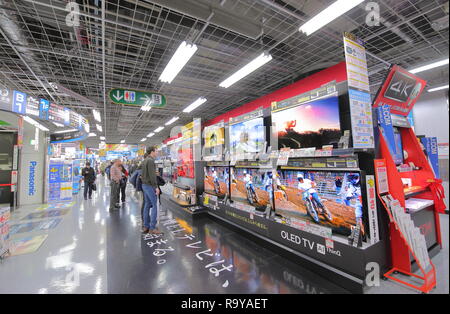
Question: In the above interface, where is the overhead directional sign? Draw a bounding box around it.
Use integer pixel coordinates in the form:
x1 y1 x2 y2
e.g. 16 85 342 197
108 88 166 107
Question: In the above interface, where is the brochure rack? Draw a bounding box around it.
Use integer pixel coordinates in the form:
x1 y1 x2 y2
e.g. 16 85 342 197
372 65 445 293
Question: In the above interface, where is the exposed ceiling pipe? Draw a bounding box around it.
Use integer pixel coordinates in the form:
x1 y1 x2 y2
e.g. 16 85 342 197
0 0 57 102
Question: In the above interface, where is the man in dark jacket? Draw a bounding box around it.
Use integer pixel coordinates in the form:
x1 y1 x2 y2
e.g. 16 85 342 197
81 162 96 200
141 147 162 234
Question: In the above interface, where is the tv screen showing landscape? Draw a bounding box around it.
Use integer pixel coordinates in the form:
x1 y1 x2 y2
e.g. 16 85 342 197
229 118 265 155
272 96 341 149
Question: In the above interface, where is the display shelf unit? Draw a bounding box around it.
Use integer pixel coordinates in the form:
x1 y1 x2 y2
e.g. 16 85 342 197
205 199 387 294
374 124 443 293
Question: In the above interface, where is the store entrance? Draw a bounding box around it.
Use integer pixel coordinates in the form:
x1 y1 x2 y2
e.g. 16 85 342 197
0 132 16 207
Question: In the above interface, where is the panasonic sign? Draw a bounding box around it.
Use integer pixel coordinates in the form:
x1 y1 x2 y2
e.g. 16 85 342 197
29 161 37 196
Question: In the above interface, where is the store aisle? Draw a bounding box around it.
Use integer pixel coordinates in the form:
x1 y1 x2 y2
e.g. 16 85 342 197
0 178 347 294
1 178 448 294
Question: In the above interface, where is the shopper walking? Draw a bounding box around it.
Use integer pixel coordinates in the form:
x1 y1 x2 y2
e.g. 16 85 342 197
141 147 162 234
81 162 96 200
119 163 129 203
109 159 122 210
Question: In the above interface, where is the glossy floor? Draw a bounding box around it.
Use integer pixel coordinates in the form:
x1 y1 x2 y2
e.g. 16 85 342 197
0 178 448 294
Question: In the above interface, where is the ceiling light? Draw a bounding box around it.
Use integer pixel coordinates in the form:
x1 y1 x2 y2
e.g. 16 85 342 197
154 126 164 133
96 124 102 132
52 122 64 127
428 84 449 92
182 97 207 113
147 132 155 138
120 140 125 144
93 109 102 122
53 128 78 134
409 58 449 74
89 133 97 137
23 116 49 132
100 136 105 140
165 116 179 126
141 103 152 111
299 0 365 36
141 138 147 142
159 41 198 84
219 52 272 88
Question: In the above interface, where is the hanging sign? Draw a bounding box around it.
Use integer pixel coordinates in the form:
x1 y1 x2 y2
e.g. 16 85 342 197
372 65 426 116
109 88 166 107
343 33 375 149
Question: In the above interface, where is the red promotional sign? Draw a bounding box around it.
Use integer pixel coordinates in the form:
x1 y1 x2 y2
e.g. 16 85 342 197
372 65 427 116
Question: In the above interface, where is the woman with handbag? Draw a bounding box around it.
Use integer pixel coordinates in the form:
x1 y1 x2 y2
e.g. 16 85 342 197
81 162 96 200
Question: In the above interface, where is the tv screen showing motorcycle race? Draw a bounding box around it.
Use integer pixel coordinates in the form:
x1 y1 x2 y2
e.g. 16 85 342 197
272 96 341 149
230 168 271 209
274 170 364 237
229 118 265 155
204 166 229 197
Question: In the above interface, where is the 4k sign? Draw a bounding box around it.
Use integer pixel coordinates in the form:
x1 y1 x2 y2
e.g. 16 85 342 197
108 88 166 108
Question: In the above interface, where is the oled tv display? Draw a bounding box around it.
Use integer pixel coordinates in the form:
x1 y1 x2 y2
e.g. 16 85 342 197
229 118 265 155
204 166 229 197
274 170 364 236
272 96 341 149
230 167 271 209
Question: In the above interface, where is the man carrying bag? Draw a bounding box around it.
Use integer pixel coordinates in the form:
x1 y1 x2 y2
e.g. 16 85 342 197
81 162 96 200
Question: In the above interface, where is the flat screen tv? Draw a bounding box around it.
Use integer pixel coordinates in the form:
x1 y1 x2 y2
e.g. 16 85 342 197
274 170 363 237
272 96 341 149
204 166 229 197
204 125 225 157
229 118 265 155
230 167 271 209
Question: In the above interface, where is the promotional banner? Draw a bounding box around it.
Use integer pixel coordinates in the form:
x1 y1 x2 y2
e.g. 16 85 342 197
372 65 427 116
48 160 73 202
421 137 440 178
377 105 397 159
343 33 375 149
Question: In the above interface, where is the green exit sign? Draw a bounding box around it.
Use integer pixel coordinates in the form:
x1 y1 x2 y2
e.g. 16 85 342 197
108 88 167 107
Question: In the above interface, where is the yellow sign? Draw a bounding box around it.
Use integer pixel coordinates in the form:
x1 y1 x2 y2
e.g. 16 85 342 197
50 168 58 173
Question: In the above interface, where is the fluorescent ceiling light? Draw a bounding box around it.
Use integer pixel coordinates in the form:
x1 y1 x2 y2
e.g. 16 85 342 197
183 97 207 113
54 128 78 134
96 124 102 132
165 116 179 126
140 138 147 142
23 116 49 132
409 58 449 74
52 122 64 127
93 109 101 122
428 84 449 92
299 0 365 36
147 132 155 138
154 126 164 133
159 41 198 84
89 133 97 137
219 52 272 88
100 136 105 140
120 140 125 143
141 103 152 111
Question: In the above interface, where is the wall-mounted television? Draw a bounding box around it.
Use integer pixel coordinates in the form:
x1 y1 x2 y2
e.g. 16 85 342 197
229 118 265 155
272 96 341 149
274 169 363 236
204 166 229 197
